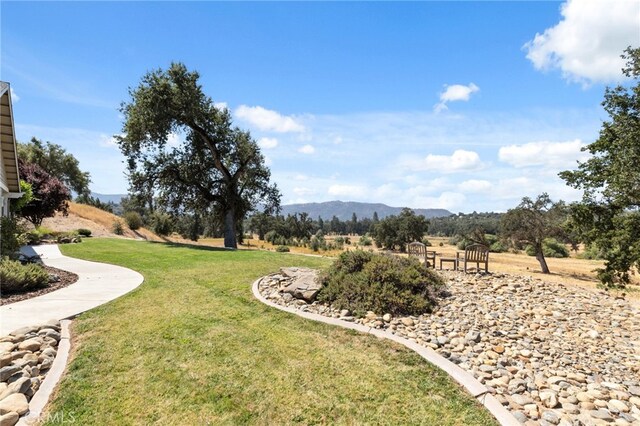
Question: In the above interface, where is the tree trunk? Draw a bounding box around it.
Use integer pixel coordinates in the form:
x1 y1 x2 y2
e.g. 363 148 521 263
223 209 237 249
535 243 550 273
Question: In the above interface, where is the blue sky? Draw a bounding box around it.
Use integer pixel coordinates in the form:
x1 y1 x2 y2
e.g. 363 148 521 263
2 1 638 212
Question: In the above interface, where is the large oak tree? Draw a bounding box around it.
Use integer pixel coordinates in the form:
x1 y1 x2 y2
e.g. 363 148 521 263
560 47 640 287
117 63 280 248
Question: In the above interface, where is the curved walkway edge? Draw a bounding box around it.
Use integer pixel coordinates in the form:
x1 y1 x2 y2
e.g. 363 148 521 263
17 319 72 426
251 277 520 426
1 244 144 335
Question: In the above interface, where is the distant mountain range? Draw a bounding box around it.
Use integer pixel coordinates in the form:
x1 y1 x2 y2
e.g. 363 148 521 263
91 192 127 204
280 201 452 220
89 195 452 220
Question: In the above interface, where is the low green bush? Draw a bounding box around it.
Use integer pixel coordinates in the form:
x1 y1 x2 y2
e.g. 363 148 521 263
123 211 143 231
317 250 445 317
77 228 92 237
276 245 290 252
359 235 373 246
112 220 125 235
525 238 569 258
578 244 605 260
489 241 508 253
0 258 50 293
150 212 173 236
1 217 25 258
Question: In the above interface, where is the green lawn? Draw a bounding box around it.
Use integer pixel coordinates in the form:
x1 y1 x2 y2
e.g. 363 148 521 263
46 239 497 425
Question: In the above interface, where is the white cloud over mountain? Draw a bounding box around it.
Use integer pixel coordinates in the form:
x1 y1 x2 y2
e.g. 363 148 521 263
524 0 640 85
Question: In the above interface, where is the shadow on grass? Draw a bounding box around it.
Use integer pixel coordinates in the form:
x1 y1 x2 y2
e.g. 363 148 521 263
146 240 237 253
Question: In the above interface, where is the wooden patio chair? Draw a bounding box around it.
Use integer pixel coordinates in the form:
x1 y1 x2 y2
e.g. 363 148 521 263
407 241 436 268
456 244 489 273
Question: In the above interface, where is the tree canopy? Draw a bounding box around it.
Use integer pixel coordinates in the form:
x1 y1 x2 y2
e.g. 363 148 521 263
500 193 567 274
372 208 429 252
117 63 280 248
560 47 640 287
18 137 91 196
17 159 70 227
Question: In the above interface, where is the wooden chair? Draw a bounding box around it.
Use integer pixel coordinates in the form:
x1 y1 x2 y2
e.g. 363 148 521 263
456 244 489 273
407 241 436 268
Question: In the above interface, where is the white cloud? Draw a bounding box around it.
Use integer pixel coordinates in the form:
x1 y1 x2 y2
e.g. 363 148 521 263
10 89 19 102
524 0 640 85
258 137 278 149
498 139 588 168
214 101 228 111
235 105 305 133
298 144 315 154
404 149 485 173
458 179 492 193
435 83 479 112
328 184 366 198
409 191 467 210
293 187 315 196
294 174 308 181
99 133 120 148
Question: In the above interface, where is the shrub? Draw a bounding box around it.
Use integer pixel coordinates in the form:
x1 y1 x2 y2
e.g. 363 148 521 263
490 241 508 253
421 237 432 246
1 217 25 258
317 251 445 317
309 234 327 252
77 228 92 237
150 212 173 236
112 220 125 235
578 244 606 260
359 235 372 246
0 258 50 293
264 230 280 245
276 245 290 252
525 238 569 258
123 211 143 231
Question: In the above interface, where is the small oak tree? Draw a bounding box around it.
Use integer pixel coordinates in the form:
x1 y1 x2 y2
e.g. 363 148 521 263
18 160 70 227
373 208 429 252
117 63 280 248
500 193 566 274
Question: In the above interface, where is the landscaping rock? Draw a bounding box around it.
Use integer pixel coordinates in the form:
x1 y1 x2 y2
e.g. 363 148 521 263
0 393 29 415
280 268 320 302
257 269 640 426
0 412 19 426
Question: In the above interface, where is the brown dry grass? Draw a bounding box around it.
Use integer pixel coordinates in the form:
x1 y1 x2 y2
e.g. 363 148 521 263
426 236 640 303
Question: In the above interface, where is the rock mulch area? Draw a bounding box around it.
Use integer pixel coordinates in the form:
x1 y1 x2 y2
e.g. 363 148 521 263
1 266 79 306
0 321 62 426
259 269 640 426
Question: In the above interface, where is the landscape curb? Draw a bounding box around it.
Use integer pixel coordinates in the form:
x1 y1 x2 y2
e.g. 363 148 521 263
18 320 72 426
252 276 520 426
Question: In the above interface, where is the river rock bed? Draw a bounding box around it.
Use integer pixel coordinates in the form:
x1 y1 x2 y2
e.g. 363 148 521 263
258 270 640 426
0 320 62 426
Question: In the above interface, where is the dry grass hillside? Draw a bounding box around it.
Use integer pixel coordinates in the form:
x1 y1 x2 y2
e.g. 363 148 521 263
42 202 162 241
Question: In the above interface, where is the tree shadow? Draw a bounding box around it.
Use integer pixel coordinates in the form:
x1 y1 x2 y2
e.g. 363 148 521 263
146 240 233 253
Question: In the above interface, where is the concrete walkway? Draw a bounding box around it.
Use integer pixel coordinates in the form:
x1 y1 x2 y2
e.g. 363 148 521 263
1 245 144 335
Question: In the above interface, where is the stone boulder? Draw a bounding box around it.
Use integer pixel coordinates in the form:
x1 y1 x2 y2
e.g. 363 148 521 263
280 268 321 302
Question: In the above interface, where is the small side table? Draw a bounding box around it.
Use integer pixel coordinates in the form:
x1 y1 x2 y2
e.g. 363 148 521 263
439 257 458 270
